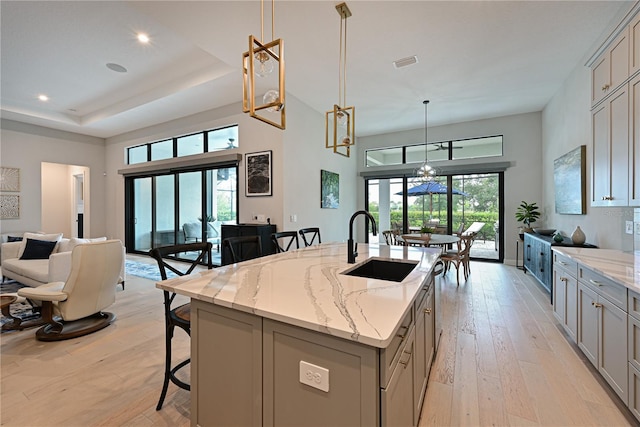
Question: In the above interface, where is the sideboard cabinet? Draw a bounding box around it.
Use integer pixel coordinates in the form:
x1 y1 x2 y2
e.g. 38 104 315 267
221 223 276 265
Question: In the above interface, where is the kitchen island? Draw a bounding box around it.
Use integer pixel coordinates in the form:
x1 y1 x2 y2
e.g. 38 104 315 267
158 242 442 426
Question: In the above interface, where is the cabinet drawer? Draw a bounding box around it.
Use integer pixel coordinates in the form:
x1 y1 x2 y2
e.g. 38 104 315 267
553 252 577 276
579 266 627 309
630 290 640 321
629 363 640 423
380 308 414 388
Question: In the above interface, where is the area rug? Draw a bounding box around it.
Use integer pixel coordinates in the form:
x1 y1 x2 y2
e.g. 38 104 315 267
0 281 40 328
125 260 176 282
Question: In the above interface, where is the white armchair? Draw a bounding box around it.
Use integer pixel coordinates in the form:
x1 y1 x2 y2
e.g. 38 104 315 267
17 240 124 341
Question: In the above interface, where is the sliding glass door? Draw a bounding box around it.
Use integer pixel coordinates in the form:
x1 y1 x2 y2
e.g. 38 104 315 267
365 172 503 262
126 166 238 264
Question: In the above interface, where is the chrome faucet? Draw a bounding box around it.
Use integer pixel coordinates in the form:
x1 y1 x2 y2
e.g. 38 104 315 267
347 210 378 263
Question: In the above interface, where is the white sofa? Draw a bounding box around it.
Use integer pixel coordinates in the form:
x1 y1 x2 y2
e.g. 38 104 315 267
1 236 126 288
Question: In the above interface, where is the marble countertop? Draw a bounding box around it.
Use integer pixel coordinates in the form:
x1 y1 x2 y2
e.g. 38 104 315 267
156 242 442 348
551 247 640 293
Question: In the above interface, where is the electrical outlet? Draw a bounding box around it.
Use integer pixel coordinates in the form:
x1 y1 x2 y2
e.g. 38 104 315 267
290 214 297 222
626 221 634 234
299 361 329 392
257 214 266 222
636 223 640 235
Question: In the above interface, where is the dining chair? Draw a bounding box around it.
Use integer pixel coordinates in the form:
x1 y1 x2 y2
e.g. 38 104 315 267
222 235 263 263
299 227 321 247
440 234 474 286
382 230 395 245
271 231 299 253
149 241 213 410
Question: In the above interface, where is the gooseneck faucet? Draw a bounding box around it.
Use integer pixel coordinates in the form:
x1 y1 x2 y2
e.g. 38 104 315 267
347 210 378 263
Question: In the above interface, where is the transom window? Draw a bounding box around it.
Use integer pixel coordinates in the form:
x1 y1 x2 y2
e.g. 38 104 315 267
365 135 503 167
127 125 239 165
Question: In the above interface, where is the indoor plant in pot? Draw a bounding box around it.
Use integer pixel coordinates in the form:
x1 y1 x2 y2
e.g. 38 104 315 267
515 200 540 240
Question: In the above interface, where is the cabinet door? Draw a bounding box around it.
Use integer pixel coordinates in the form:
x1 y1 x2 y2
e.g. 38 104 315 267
592 29 630 107
591 85 630 206
629 363 640 422
630 73 640 205
578 283 599 367
413 292 427 424
565 273 578 343
381 328 416 427
630 13 640 76
553 266 567 324
599 296 628 404
539 242 552 293
629 315 640 372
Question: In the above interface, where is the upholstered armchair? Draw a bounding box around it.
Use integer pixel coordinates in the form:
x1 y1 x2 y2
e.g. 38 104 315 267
17 239 124 341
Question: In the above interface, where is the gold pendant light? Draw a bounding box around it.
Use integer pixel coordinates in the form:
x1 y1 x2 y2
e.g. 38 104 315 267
325 2 354 157
242 0 285 130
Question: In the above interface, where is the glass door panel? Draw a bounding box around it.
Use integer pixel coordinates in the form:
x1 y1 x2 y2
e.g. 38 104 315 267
154 175 176 246
406 176 449 233
179 171 204 244
367 178 404 242
132 177 152 252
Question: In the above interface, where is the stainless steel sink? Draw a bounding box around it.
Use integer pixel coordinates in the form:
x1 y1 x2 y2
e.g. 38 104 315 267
342 258 418 282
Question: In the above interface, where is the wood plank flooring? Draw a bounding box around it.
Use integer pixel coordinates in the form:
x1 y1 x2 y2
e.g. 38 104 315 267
1 257 636 426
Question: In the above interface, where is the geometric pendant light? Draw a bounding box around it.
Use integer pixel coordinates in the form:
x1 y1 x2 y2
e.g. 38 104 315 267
242 0 286 130
325 2 354 157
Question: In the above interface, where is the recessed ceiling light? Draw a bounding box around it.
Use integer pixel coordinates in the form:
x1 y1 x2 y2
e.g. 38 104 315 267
106 63 127 73
137 33 150 44
393 56 418 69
38 94 49 102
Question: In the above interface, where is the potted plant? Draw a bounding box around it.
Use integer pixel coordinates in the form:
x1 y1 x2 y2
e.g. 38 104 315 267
420 226 435 236
515 201 540 239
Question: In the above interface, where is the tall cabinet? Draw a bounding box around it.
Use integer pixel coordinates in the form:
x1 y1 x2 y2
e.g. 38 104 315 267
589 4 640 207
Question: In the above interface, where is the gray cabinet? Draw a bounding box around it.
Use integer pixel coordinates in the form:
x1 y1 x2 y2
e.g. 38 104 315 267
577 268 628 405
524 233 552 295
591 29 629 107
221 223 276 265
191 275 438 427
552 251 578 342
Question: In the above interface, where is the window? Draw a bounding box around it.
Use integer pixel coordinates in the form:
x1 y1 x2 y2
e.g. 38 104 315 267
126 125 239 165
365 135 503 167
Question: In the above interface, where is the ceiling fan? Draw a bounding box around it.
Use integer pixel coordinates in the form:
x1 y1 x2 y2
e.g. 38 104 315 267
429 142 462 152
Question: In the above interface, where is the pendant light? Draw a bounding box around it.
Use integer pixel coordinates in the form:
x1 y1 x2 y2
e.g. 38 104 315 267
325 2 354 157
415 100 436 181
242 0 285 130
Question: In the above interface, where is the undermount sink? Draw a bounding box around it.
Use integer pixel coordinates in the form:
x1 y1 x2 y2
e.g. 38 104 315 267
342 258 418 282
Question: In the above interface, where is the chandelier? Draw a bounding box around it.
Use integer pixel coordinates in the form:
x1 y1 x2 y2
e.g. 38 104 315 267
242 0 285 130
325 2 354 157
415 100 436 181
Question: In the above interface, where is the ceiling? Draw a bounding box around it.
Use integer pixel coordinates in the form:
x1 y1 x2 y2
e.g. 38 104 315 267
0 1 634 140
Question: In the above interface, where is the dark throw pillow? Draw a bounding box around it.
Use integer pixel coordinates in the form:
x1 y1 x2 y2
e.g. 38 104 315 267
7 236 23 242
19 238 57 260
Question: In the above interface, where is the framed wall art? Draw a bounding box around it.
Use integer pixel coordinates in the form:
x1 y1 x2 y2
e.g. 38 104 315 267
0 167 20 192
554 145 586 215
0 194 20 219
245 150 272 197
321 170 339 209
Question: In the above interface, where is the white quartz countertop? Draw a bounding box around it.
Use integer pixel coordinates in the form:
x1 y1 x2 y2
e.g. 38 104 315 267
156 242 441 348
551 247 640 293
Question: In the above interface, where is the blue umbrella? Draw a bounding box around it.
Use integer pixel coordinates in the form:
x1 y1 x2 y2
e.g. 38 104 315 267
396 181 468 220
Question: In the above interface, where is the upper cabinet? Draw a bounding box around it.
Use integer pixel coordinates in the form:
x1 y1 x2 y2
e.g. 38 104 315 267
629 73 640 204
591 29 629 108
631 12 640 76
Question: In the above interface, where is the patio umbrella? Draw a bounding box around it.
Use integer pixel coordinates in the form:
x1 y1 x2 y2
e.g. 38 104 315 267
396 181 469 221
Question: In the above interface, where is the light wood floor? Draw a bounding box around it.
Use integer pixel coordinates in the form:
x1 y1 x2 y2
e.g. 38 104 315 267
0 257 636 426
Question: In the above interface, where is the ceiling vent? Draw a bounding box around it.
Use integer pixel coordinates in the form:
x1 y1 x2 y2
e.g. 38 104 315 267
393 56 418 69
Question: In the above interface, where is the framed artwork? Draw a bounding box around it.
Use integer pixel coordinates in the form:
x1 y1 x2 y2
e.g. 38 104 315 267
554 145 586 215
321 170 339 209
0 167 20 192
245 150 272 197
0 194 20 219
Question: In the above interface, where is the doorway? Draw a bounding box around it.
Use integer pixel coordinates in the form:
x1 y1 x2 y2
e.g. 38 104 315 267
366 172 503 262
41 162 89 237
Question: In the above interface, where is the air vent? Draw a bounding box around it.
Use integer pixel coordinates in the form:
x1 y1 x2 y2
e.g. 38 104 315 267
393 56 418 69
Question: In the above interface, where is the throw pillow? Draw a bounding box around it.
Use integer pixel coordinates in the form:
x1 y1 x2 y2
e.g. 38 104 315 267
7 236 23 242
18 232 63 258
19 238 58 260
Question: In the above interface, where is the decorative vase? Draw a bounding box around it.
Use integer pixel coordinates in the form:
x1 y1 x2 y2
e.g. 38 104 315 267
553 232 564 243
571 226 586 245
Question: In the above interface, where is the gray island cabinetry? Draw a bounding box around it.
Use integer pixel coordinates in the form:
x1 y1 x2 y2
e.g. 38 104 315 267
158 243 441 427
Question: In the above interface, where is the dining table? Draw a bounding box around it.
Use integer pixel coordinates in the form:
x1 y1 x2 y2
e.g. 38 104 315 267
400 233 460 247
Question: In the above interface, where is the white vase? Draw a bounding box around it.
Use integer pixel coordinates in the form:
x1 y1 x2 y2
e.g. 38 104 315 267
571 226 585 245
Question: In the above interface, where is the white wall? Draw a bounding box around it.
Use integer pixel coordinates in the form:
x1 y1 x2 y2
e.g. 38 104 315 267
358 112 543 265
104 94 357 245
0 120 106 237
542 43 633 251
